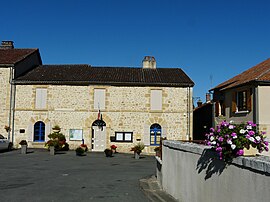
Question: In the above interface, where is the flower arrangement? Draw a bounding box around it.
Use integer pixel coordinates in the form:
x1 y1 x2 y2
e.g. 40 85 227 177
205 121 269 161
131 142 145 155
45 132 69 151
19 140 28 146
110 145 117 153
4 125 10 132
110 145 117 150
75 144 88 156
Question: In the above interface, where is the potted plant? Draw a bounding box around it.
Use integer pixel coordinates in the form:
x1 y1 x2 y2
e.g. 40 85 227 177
154 146 162 158
75 144 88 156
45 131 69 155
110 145 117 153
52 125 61 133
131 142 145 159
104 148 113 157
4 125 10 132
205 120 269 162
19 140 28 154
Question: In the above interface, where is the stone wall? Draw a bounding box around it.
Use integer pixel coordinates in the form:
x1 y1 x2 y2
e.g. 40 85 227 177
0 67 11 136
13 85 193 152
159 140 270 202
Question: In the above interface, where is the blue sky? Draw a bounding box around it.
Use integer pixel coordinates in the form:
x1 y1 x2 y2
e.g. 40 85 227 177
1 0 270 102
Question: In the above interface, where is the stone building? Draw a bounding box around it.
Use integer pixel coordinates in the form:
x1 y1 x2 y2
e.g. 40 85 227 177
0 41 194 153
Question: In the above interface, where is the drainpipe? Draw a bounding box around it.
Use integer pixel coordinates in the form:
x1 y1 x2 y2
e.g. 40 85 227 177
186 86 191 140
11 83 16 143
8 66 14 141
8 66 16 143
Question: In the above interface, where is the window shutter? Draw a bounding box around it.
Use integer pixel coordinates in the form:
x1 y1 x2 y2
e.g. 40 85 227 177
150 90 162 110
94 89 106 110
247 89 252 112
143 125 150 146
41 89 47 108
232 92 237 113
35 88 47 109
215 102 220 117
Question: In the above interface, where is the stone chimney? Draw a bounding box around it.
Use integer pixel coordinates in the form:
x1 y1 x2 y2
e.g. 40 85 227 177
206 93 211 103
142 56 156 69
197 99 203 107
1 41 14 49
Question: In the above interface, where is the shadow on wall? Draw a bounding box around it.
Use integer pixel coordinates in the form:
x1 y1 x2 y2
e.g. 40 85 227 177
196 149 226 180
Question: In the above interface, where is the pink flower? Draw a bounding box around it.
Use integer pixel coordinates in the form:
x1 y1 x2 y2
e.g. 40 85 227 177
236 149 244 156
218 137 224 142
264 141 269 146
248 131 255 136
216 147 222 152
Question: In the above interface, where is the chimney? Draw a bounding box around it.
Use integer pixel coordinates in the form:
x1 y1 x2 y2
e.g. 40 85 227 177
206 93 211 103
1 41 14 49
142 56 156 69
197 99 203 107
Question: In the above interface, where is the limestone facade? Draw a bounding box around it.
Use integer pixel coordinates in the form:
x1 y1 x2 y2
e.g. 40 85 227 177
13 84 193 153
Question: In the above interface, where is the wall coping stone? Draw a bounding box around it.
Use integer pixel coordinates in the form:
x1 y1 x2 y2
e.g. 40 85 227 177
163 140 270 175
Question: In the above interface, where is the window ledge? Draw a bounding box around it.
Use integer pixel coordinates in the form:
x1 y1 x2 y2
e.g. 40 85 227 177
235 110 249 114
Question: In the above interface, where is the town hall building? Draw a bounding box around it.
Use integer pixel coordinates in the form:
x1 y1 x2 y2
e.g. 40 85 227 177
0 41 194 153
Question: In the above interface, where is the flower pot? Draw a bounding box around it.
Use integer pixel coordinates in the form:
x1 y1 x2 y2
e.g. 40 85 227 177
50 146 55 155
21 145 27 154
76 152 86 156
135 152 140 159
52 129 60 133
243 147 257 156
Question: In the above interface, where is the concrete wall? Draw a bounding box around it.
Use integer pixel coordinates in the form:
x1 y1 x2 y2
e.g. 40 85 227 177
13 84 193 152
159 140 270 202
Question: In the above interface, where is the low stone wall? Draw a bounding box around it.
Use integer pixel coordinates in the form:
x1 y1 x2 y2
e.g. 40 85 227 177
158 140 270 202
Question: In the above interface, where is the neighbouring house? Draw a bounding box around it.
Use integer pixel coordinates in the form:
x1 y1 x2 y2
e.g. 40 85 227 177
0 41 194 153
211 58 270 146
193 93 213 140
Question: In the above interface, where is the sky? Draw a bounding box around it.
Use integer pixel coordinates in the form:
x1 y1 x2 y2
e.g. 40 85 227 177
1 0 270 103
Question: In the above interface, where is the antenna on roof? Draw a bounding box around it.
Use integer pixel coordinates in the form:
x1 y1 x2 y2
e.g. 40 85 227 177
210 74 213 89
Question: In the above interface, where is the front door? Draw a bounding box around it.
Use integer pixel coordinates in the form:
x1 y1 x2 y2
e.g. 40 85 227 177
92 126 106 151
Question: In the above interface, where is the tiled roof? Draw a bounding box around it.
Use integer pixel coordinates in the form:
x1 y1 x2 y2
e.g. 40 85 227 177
15 65 194 87
213 58 270 91
0 49 38 65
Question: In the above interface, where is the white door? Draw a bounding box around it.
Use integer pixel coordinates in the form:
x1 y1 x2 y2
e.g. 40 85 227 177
92 126 106 151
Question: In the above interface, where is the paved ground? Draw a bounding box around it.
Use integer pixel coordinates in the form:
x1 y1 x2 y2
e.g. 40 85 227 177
0 149 175 202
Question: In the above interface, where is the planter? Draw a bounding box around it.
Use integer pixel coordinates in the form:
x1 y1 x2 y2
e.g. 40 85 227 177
104 149 113 157
50 146 55 155
21 145 27 154
135 152 140 159
76 152 86 156
52 129 60 133
243 147 257 156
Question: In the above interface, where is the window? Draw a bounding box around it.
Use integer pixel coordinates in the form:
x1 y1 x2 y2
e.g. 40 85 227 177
237 91 247 111
34 121 45 142
94 89 105 110
35 88 47 109
150 90 162 110
150 123 162 145
232 89 252 113
114 132 133 142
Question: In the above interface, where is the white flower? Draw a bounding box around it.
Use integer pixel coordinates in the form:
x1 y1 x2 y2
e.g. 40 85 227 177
247 125 252 130
211 141 216 145
227 140 233 145
231 144 236 150
229 120 234 124
210 136 215 141
249 137 255 142
229 125 234 129
240 129 246 134
255 136 261 141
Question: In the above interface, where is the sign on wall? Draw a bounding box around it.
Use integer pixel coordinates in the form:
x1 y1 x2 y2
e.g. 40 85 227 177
69 129 83 140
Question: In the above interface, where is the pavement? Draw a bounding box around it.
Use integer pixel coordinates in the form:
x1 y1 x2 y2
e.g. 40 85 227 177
0 148 176 202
